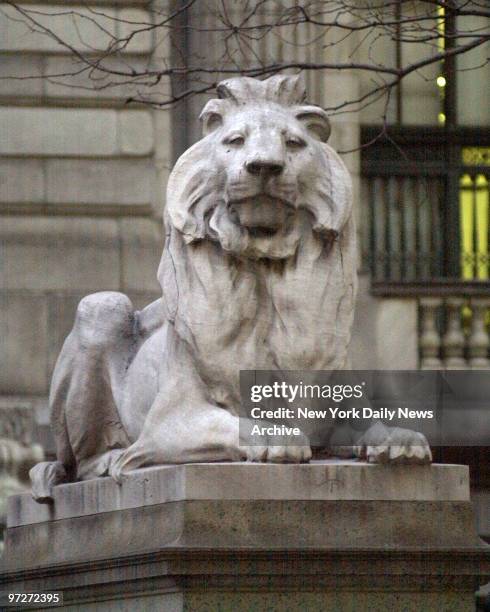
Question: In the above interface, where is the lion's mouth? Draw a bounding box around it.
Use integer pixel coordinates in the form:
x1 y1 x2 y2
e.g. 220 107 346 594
228 194 293 235
247 226 278 238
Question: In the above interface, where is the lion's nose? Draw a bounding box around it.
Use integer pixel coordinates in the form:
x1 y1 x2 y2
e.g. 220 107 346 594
245 159 284 177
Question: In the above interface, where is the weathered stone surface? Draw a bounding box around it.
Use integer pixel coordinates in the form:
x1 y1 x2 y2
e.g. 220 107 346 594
119 218 162 292
0 217 120 291
153 108 173 214
118 110 154 155
0 108 153 156
1 463 488 611
330 120 359 174
128 290 161 311
8 461 470 527
0 288 161 397
118 8 154 54
43 56 155 100
1 549 485 611
473 490 490 540
350 275 419 369
0 5 116 53
46 293 86 383
0 56 43 97
45 158 156 206
0 108 118 156
0 292 84 396
0 157 157 211
0 159 45 204
0 293 49 394
0 3 152 53
375 299 419 369
5 499 485 568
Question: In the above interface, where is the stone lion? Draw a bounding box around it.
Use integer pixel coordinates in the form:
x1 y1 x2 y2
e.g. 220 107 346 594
31 75 431 502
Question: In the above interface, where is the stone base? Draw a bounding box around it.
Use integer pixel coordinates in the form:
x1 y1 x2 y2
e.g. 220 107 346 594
1 461 489 611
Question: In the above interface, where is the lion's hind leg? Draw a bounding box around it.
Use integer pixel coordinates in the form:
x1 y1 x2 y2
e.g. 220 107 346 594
37 292 135 499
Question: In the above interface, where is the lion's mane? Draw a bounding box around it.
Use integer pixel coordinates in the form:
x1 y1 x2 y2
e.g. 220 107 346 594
158 75 357 411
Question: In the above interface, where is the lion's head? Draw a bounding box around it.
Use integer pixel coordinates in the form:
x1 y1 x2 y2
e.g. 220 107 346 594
164 74 352 260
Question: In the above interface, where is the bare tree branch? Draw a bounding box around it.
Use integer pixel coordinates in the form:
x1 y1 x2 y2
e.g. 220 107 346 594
0 0 488 115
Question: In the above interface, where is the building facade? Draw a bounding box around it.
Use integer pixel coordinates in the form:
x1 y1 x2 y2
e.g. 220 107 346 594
0 1 489 542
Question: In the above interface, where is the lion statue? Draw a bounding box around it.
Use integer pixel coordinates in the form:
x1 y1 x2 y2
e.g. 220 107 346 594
30 75 431 502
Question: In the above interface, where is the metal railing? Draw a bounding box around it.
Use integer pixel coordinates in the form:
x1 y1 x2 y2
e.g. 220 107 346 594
361 126 490 290
361 172 446 282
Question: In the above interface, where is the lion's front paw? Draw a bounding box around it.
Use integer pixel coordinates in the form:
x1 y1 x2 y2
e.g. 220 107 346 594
356 423 432 465
240 420 312 463
246 429 312 463
246 444 312 463
108 447 141 484
108 454 125 484
268 443 312 463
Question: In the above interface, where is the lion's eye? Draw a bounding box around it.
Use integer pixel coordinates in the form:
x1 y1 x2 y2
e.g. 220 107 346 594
286 137 306 149
224 135 245 146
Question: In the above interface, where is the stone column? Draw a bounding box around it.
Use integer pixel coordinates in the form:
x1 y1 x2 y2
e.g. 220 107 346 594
468 298 490 369
419 297 443 369
442 298 467 369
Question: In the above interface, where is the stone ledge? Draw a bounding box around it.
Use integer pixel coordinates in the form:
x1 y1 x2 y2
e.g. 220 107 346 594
0 158 157 208
8 461 470 528
4 500 487 572
0 108 153 157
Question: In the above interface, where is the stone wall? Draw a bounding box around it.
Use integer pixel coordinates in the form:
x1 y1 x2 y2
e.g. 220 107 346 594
0 1 168 404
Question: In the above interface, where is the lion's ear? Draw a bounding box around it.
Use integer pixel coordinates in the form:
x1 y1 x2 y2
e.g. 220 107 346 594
199 99 225 136
295 106 331 143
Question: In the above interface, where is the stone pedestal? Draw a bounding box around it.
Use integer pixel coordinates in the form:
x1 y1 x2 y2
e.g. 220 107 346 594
1 461 489 611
